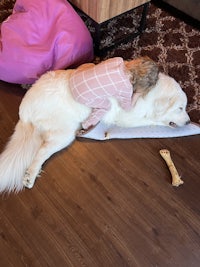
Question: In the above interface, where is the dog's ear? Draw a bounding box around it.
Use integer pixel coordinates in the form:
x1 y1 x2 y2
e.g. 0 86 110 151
154 97 175 116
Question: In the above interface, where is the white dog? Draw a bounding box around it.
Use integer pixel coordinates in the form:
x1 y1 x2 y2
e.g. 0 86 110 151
0 68 190 193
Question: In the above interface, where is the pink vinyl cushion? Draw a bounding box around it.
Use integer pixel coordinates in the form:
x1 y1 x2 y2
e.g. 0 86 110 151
0 0 93 84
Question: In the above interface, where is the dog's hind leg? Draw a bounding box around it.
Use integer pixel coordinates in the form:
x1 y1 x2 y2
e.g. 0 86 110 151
23 130 76 189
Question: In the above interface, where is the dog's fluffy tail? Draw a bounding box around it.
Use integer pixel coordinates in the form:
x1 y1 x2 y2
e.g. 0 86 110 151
0 120 42 193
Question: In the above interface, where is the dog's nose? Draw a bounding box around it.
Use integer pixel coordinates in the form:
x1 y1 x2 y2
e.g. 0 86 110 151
185 120 191 125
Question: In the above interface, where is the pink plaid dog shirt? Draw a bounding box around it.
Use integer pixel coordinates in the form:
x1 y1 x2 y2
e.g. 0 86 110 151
69 57 134 129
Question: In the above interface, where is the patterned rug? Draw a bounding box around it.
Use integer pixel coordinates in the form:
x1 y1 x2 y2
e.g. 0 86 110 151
0 1 199 124
81 2 200 125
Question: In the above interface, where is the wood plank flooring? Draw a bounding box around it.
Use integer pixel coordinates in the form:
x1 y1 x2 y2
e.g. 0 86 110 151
0 80 200 267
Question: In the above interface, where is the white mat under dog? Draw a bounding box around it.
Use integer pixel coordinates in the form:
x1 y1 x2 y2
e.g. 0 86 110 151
79 122 200 140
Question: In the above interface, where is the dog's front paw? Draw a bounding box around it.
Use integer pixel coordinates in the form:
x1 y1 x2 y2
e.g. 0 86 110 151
23 171 35 189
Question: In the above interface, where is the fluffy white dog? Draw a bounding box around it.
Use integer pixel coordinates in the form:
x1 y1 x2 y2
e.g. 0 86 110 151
0 65 190 193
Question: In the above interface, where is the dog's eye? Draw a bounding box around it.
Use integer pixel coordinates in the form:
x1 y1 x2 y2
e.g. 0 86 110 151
179 107 183 111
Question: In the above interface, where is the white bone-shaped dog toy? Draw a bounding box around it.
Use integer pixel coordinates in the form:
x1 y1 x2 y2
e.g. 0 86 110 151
159 149 184 187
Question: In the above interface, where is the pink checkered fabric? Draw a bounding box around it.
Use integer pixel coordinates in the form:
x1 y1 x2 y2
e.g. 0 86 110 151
69 57 133 129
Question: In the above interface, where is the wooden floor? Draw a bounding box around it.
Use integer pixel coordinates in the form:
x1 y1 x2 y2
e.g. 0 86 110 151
0 80 200 267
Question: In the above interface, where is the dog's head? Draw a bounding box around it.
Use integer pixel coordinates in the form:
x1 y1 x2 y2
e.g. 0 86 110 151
152 73 190 127
125 56 159 94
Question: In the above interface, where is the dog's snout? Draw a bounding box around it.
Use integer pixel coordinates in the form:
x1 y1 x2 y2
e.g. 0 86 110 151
185 119 191 125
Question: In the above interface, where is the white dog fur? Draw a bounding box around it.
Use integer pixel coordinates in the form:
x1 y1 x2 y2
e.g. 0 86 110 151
0 70 190 193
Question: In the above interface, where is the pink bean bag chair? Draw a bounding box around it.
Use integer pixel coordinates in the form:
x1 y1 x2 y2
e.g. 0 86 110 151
0 0 93 84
